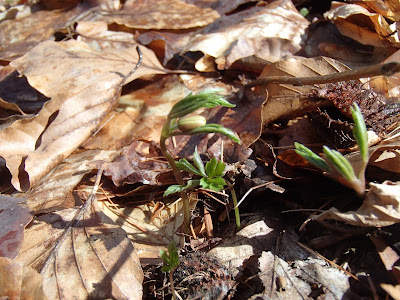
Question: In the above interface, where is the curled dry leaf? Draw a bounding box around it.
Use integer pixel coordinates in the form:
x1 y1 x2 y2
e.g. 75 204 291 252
98 0 219 30
256 56 350 125
324 2 400 47
0 195 32 259
17 201 143 299
0 257 48 300
184 0 309 71
312 181 400 227
2 40 165 191
358 0 400 21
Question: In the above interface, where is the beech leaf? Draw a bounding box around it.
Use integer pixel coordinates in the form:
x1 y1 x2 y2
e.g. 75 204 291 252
3 40 165 191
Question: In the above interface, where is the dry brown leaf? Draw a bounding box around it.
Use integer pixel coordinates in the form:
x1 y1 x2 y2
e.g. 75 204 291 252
17 200 143 299
184 0 309 71
76 21 138 51
381 284 400 300
358 0 400 21
209 221 350 299
0 257 48 300
98 0 219 30
25 149 119 213
137 31 194 65
183 0 258 15
324 2 400 47
1 40 165 191
103 141 168 187
0 7 84 61
312 181 400 226
98 196 193 247
256 56 350 125
83 75 188 150
0 195 32 259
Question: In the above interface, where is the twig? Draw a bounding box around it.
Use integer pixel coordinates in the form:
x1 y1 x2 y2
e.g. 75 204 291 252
246 61 400 88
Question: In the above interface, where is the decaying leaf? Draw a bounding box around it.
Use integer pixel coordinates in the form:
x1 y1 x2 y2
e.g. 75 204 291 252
0 257 48 300
103 141 168 187
324 2 400 47
184 0 309 71
209 221 350 299
17 198 143 299
312 181 400 226
0 195 32 259
1 40 165 191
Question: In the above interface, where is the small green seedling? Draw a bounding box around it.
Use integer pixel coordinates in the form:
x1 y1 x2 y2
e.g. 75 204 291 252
164 147 227 196
160 89 241 234
295 103 368 196
160 241 180 300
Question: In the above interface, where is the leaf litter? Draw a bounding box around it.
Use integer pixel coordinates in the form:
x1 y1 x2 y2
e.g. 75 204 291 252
0 0 400 299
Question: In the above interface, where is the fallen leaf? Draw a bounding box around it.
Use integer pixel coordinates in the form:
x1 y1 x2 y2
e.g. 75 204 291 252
324 2 399 47
256 56 350 125
17 199 143 299
83 75 188 150
137 31 193 65
103 141 168 187
184 0 309 71
381 283 400 300
98 196 193 247
99 0 220 30
76 21 138 51
312 181 400 226
359 0 400 21
0 257 48 300
0 6 86 60
183 0 258 15
0 195 32 259
25 149 120 213
2 40 165 191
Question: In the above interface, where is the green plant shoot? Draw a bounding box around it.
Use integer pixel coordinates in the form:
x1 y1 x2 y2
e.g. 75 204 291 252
160 241 179 300
294 102 368 196
160 241 180 272
160 90 241 235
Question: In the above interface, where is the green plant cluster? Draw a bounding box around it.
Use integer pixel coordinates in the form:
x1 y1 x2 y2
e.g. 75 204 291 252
294 103 368 196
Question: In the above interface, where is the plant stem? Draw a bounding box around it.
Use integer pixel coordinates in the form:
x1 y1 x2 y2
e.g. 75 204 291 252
227 181 240 229
169 269 177 300
160 119 191 236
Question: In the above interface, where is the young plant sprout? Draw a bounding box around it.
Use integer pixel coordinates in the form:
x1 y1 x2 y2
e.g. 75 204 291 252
295 103 368 196
160 89 241 235
160 241 180 300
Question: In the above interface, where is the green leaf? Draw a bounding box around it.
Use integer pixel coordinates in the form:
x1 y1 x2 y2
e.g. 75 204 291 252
186 123 241 144
163 180 200 197
200 176 226 191
214 160 226 177
294 142 330 172
193 146 206 177
168 89 235 119
176 158 204 176
323 146 356 182
160 241 180 272
205 158 218 178
351 103 368 164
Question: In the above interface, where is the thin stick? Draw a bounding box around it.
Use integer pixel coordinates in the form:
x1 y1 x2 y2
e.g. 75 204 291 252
246 61 400 87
